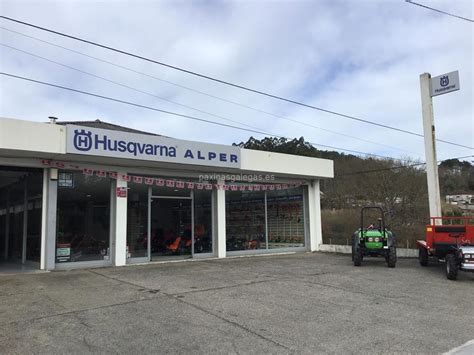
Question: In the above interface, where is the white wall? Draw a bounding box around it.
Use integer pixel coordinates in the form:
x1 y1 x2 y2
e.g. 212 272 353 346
318 244 419 258
240 149 334 179
0 117 65 154
0 117 334 180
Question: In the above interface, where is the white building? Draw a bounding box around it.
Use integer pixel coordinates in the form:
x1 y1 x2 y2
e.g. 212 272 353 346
0 117 333 271
446 194 474 205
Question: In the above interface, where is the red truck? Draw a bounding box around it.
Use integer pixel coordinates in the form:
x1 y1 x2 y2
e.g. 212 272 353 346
417 216 474 280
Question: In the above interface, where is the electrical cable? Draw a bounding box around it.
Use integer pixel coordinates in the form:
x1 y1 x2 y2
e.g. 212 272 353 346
0 27 422 155
0 71 398 158
0 41 419 156
0 43 263 132
405 0 474 23
0 15 471 150
336 155 473 177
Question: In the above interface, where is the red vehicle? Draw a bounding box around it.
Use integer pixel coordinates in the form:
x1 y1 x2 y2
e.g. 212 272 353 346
417 216 474 280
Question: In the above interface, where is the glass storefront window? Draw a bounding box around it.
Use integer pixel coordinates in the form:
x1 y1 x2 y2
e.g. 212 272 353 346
226 189 266 251
194 190 212 254
152 184 192 197
56 171 111 263
0 167 43 265
126 176 214 259
267 187 305 248
0 195 5 257
8 182 24 260
151 198 192 258
127 183 148 259
26 173 43 262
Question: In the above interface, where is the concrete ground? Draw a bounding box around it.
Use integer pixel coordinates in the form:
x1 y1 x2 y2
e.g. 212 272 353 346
0 252 473 354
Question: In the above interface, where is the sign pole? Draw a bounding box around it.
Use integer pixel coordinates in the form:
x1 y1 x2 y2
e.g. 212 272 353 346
420 73 442 224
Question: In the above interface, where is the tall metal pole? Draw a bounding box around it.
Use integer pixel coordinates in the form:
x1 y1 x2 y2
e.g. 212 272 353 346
420 73 442 224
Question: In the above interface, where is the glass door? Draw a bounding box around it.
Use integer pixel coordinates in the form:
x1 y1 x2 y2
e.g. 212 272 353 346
150 196 194 260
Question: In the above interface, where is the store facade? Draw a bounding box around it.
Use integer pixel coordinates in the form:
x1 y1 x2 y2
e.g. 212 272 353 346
0 117 333 271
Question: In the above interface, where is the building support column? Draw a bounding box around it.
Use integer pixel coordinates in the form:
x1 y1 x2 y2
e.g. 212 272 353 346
43 168 57 270
307 180 322 252
114 173 128 266
213 180 226 258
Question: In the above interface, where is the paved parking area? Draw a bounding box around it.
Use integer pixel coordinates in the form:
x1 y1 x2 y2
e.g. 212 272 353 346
1 252 473 354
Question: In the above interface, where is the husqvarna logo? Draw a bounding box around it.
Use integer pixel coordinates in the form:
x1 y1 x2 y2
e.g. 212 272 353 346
73 129 93 151
440 75 449 87
66 125 240 167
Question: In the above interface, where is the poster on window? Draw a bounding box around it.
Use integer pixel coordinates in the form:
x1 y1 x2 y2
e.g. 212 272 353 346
58 172 74 188
56 243 71 262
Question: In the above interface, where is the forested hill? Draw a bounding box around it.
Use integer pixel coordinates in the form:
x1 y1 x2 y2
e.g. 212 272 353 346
234 136 347 161
235 136 473 246
234 136 473 196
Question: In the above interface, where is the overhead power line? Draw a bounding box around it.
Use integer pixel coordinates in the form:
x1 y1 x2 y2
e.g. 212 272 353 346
0 43 263 132
336 155 473 177
0 15 472 151
0 40 417 156
1 71 399 159
405 0 474 23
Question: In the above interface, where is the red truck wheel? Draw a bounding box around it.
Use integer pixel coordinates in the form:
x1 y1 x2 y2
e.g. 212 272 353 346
446 254 458 280
419 248 428 266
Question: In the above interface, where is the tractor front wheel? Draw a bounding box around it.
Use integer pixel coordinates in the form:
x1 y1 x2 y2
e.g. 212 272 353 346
419 247 428 266
352 235 362 266
387 246 397 268
445 254 458 280
353 249 362 266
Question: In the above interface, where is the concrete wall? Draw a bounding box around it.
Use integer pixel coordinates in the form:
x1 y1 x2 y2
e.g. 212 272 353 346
0 117 65 154
240 148 334 179
318 244 419 258
0 117 334 180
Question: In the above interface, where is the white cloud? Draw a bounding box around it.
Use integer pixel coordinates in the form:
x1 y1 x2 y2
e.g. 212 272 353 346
0 0 472 162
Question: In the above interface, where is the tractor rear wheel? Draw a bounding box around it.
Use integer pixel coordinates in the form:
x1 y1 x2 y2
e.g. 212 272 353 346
446 254 458 280
387 246 397 268
351 236 355 261
419 247 428 266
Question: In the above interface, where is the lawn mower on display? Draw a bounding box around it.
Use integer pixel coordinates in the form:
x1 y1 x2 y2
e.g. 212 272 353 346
351 206 397 267
417 216 474 280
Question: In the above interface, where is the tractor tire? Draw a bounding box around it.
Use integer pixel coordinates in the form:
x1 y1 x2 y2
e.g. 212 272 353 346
351 234 357 261
352 235 362 266
445 254 458 280
351 238 355 261
387 246 397 268
419 247 429 266
353 248 363 266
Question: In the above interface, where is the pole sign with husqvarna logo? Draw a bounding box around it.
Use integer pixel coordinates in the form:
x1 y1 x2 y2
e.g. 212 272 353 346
66 125 241 168
430 71 460 97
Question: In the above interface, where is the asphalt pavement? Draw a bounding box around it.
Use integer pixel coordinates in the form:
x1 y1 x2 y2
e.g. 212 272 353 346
1 252 473 354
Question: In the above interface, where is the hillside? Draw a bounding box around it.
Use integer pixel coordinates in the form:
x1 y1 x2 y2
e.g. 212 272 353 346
235 136 473 247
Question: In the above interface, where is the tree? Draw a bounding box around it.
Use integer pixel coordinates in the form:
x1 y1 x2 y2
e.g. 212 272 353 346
235 137 472 247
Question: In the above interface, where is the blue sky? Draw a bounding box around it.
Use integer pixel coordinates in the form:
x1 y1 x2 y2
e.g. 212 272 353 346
0 0 472 162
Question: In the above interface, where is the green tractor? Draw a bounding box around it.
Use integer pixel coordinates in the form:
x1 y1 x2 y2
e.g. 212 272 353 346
351 207 397 267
